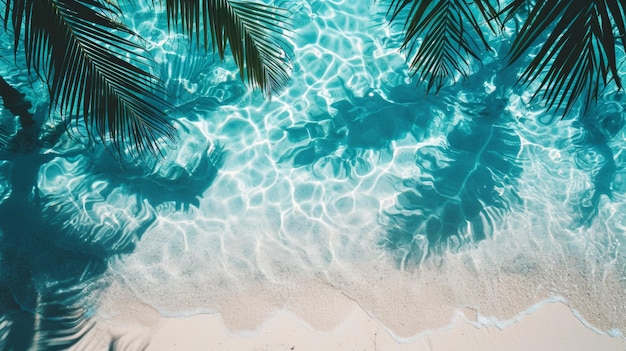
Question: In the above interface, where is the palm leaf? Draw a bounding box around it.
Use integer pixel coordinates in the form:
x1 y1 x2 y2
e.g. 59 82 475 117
387 0 500 92
504 0 626 116
163 0 292 95
3 0 175 158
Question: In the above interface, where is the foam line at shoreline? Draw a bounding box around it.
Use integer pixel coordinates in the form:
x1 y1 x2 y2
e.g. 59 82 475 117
85 292 626 351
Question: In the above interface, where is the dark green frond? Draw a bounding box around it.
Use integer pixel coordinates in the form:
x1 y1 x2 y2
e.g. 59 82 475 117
473 0 501 30
388 0 500 92
3 0 175 158
498 0 528 27
164 0 292 95
505 0 626 116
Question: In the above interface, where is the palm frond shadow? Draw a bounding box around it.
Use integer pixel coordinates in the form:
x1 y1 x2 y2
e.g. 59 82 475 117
107 336 150 351
159 51 247 116
0 168 104 351
0 126 11 151
0 105 224 351
0 122 110 350
382 96 522 267
0 143 225 350
0 290 94 351
568 105 624 226
0 76 33 122
380 59 523 267
0 75 33 152
81 119 227 211
277 82 437 178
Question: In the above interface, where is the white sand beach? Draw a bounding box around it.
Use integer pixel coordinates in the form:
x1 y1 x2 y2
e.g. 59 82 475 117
85 297 626 351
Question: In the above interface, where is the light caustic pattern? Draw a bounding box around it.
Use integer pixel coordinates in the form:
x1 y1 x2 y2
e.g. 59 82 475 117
2 0 626 337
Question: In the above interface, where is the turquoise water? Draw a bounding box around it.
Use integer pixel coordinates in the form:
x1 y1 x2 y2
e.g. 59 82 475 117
1 0 626 348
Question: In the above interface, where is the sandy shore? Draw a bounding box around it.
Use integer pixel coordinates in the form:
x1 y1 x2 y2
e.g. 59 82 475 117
85 294 625 351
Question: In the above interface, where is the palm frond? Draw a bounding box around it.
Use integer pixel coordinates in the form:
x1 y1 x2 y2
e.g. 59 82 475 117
163 0 292 95
387 0 500 92
383 97 522 267
504 0 626 116
3 0 175 158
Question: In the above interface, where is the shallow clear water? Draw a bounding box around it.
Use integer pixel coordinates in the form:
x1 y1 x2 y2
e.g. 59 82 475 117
1 0 626 348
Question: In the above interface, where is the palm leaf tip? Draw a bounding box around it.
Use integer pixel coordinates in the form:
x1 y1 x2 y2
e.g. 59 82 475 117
165 0 293 96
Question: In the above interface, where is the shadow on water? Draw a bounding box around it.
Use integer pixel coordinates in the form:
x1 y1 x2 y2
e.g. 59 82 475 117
0 79 225 349
381 93 523 267
279 82 439 178
275 61 524 267
0 81 100 350
160 49 247 118
570 105 625 227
